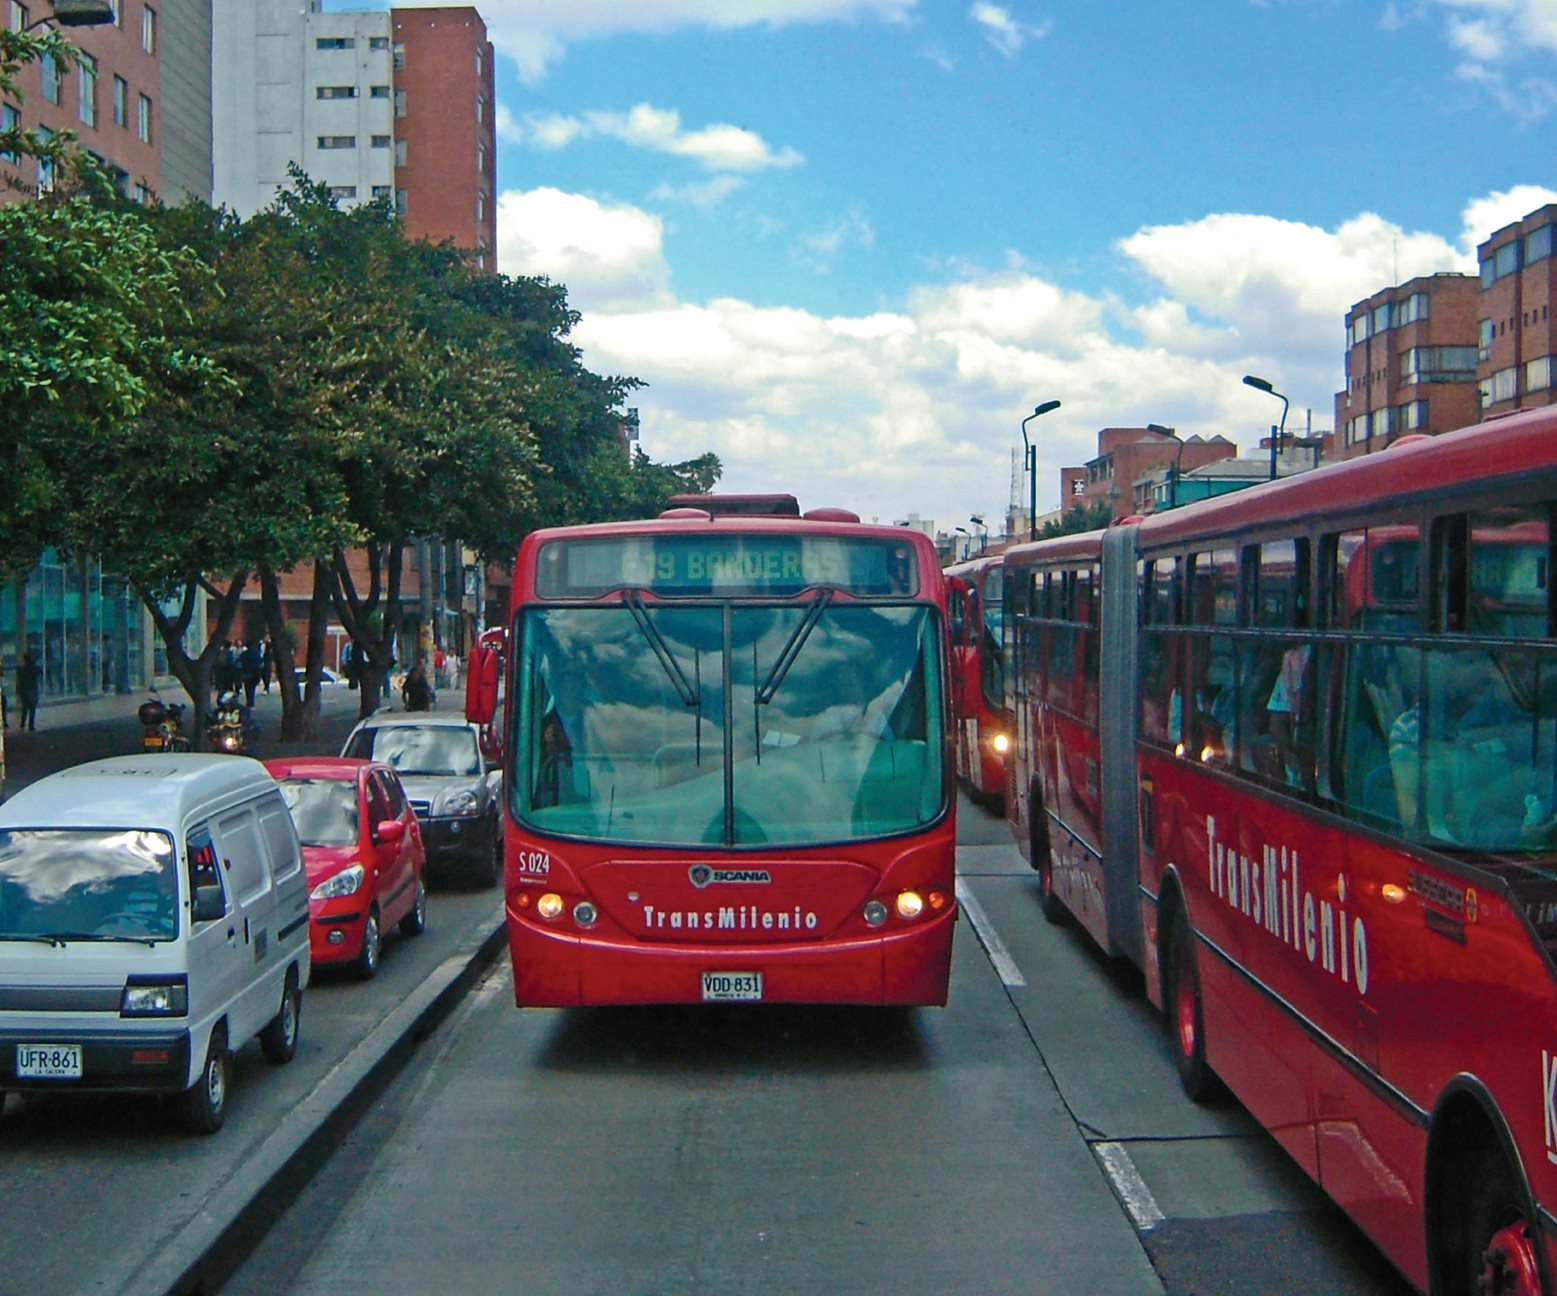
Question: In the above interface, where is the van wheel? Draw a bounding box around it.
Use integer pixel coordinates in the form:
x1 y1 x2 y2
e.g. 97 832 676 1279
355 909 382 980
178 1026 229 1135
399 878 427 937
259 973 301 1064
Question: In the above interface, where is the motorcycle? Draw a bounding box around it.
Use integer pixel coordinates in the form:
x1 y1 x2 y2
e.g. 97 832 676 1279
207 691 257 755
137 692 190 753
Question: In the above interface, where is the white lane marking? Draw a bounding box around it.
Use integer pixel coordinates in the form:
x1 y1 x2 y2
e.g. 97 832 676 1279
1095 1141 1166 1232
955 878 1026 988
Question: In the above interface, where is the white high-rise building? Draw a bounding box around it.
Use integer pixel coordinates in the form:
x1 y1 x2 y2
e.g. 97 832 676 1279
213 0 395 216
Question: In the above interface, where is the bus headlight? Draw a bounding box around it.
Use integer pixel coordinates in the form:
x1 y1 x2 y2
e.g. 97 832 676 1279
896 890 925 920
862 899 888 927
991 733 1010 755
536 893 565 921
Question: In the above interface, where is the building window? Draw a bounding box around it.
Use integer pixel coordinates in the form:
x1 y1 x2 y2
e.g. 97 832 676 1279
141 5 155 54
393 89 406 117
1478 317 1494 361
476 191 485 222
369 84 389 98
136 93 152 143
316 85 357 99
1481 239 1522 287
316 135 356 149
394 138 407 166
475 94 484 123
369 35 389 50
112 74 127 126
476 47 483 76
1348 313 1370 346
1401 346 1477 384
1528 224 1554 265
1370 301 1392 334
1489 366 1518 404
371 183 391 199
370 133 391 148
1526 356 1554 394
113 0 122 26
315 36 354 50
77 53 97 127
392 42 404 69
328 184 357 199
1395 292 1429 326
40 49 60 103
1 103 19 164
394 188 406 216
36 124 53 191
476 142 485 173
1400 399 1428 430
134 182 149 204
8 2 28 34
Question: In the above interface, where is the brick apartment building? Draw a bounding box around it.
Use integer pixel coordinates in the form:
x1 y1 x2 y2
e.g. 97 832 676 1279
1335 203 1557 457
1064 427 1238 521
1478 203 1557 417
0 0 211 205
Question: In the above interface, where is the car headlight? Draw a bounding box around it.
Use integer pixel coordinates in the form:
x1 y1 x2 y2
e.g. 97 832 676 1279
121 978 189 1017
444 789 482 816
311 863 365 900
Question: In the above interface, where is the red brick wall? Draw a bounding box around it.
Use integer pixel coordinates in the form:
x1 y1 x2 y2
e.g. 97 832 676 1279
391 6 496 267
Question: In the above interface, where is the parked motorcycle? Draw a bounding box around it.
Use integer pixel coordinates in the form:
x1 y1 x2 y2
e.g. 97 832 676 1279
137 692 189 753
207 690 257 755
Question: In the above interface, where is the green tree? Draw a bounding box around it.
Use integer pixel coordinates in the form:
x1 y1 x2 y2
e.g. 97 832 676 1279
1040 500 1115 538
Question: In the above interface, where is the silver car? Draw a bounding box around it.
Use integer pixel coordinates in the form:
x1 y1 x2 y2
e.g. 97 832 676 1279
341 712 501 887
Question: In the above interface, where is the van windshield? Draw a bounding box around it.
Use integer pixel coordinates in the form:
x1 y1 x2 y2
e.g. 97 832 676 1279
0 829 178 942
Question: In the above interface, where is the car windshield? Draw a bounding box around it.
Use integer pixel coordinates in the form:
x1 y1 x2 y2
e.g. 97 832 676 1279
347 726 481 777
277 778 359 847
0 828 178 942
514 601 945 847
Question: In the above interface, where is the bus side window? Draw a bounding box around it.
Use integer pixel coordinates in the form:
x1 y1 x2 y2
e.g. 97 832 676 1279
1331 641 1419 831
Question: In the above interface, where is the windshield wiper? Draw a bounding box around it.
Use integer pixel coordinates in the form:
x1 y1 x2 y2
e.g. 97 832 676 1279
37 930 160 947
624 591 701 710
756 590 833 705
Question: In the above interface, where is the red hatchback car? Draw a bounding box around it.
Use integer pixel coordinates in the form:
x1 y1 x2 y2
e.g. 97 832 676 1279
265 756 428 978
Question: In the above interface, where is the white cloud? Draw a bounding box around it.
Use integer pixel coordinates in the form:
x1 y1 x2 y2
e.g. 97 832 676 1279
495 188 674 312
650 175 749 209
388 0 918 83
793 209 876 274
494 184 1554 529
1426 0 1557 118
969 3 1053 57
515 104 803 172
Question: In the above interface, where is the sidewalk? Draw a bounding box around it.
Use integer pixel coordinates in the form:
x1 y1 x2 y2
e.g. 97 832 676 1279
2 682 377 796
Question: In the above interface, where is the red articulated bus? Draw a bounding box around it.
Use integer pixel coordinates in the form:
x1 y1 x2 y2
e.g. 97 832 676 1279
1006 406 1557 1295
944 552 1009 807
465 495 957 1007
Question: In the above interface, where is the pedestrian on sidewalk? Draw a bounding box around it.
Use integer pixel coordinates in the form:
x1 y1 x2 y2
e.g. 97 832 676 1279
17 652 41 731
240 639 262 707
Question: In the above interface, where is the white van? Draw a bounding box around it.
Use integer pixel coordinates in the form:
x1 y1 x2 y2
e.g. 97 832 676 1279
0 755 311 1133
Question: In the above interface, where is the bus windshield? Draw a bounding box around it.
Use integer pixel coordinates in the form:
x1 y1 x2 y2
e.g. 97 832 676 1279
515 602 945 847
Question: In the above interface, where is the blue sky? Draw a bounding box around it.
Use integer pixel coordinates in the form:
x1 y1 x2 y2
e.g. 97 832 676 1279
333 0 1556 532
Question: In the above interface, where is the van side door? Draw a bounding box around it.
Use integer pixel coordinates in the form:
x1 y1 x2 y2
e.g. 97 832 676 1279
255 791 310 987
184 823 246 1049
210 807 275 1041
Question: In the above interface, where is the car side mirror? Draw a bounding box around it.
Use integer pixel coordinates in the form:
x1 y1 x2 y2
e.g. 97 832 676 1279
193 886 225 923
376 819 406 845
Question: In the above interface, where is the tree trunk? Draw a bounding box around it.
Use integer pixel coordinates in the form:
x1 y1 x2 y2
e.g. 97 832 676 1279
136 570 248 750
332 540 408 719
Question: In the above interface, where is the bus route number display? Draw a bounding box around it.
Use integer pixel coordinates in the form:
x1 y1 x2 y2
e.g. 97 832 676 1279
537 534 918 599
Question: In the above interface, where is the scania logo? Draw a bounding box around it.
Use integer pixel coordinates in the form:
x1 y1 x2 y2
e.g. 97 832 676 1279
688 865 773 888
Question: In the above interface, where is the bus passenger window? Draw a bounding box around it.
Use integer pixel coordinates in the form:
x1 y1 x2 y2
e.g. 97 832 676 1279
1189 636 1238 767
1467 506 1551 639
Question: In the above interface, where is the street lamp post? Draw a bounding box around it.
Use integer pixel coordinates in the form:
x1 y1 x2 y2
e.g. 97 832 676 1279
1242 374 1290 481
1019 400 1061 542
1145 423 1184 510
953 525 970 560
969 514 988 554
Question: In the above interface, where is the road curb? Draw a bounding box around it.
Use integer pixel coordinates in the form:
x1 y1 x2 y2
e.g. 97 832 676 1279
112 918 508 1296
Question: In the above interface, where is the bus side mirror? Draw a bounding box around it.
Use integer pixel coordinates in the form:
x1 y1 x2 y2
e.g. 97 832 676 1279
466 646 498 725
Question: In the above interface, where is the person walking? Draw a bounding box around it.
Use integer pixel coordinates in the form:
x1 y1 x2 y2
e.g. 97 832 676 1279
239 639 262 708
17 652 42 731
401 661 433 712
260 636 274 693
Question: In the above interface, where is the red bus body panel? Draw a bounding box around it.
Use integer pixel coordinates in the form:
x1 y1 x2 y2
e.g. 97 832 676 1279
945 554 1008 803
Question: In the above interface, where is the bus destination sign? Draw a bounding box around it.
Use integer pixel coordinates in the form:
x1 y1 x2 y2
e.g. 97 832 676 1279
537 534 917 599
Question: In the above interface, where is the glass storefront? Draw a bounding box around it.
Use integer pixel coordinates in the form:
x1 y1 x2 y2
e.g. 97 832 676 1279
2 551 147 702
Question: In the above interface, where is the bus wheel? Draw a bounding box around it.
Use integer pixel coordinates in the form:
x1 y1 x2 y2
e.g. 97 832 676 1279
1029 783 1066 926
1465 1145 1543 1296
1166 909 1219 1103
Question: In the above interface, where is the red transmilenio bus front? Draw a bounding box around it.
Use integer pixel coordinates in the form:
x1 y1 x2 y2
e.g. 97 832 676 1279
468 506 957 1008
1005 406 1557 1296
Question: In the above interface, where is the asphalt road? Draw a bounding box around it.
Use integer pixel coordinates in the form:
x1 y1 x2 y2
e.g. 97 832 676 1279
217 792 1418 1296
